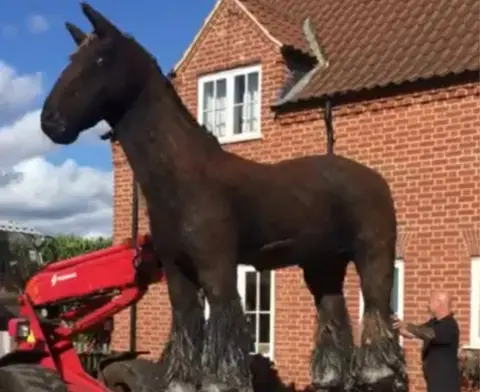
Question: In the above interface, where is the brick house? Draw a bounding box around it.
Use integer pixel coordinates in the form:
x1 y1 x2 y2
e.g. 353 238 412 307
111 0 480 390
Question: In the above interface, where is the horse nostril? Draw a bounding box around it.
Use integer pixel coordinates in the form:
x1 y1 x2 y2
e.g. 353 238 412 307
41 110 63 127
41 111 65 135
41 110 53 124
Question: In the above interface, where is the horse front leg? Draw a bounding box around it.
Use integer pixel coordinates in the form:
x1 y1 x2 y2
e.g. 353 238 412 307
158 260 205 392
353 244 408 392
199 260 253 392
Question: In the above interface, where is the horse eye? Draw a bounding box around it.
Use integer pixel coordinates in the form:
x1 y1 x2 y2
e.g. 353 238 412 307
96 57 104 65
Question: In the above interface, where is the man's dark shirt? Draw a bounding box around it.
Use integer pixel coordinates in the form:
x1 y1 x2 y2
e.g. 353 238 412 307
421 314 460 392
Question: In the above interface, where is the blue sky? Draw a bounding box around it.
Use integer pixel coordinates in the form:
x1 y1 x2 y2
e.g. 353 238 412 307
0 1 215 236
1 0 215 169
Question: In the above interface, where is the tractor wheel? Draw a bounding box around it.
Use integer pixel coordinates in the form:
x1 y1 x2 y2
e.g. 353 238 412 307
100 358 164 392
0 364 67 392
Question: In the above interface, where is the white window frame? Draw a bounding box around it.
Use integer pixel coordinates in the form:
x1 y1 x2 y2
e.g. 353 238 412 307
197 65 262 144
204 265 275 359
469 257 480 348
359 259 405 338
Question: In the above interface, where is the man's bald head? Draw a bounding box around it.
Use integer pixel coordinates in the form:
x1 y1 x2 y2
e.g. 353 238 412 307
428 290 452 318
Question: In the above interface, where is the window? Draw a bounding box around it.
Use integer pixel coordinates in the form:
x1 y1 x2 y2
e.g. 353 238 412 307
470 257 480 347
359 259 404 320
239 266 275 358
204 266 275 359
197 65 261 144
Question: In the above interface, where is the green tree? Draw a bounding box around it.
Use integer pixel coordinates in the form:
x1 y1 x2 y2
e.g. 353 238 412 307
40 235 112 263
1 234 112 288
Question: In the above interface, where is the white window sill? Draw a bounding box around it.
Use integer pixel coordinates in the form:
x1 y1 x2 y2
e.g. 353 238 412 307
218 132 262 145
462 343 480 350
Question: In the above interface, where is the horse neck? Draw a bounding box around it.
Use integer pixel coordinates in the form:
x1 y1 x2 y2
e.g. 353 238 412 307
112 69 224 199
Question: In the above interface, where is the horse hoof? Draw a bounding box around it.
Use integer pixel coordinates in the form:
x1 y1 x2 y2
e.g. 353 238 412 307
166 381 197 392
354 368 408 392
200 382 224 392
309 346 346 391
200 381 252 392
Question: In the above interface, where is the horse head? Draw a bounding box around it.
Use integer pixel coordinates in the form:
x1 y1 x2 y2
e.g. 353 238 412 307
41 3 156 145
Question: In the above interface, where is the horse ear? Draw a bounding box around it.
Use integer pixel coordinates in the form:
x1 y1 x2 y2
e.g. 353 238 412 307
80 2 120 38
65 22 87 45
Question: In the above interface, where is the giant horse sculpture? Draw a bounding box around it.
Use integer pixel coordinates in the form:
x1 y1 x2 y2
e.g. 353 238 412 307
40 3 407 392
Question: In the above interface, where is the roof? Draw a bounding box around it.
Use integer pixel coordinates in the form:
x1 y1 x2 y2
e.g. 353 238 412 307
247 0 480 103
173 0 480 104
0 221 42 236
172 0 283 74
236 0 309 54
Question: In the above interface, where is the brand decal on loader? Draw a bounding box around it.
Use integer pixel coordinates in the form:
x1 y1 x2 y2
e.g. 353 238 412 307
51 272 78 287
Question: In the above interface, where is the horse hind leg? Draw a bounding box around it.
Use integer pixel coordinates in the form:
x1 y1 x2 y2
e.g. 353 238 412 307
303 259 354 391
353 242 408 392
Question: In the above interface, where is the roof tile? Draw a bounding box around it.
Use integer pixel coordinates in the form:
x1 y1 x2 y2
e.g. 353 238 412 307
239 0 480 101
239 0 309 54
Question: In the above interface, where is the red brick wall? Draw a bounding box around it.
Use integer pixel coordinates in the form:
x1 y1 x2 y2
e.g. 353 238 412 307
111 0 480 390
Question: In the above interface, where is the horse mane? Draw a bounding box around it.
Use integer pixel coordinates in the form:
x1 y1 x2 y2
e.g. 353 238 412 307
124 35 221 148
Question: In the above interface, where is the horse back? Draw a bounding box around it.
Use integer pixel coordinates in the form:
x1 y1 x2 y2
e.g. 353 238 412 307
211 153 395 254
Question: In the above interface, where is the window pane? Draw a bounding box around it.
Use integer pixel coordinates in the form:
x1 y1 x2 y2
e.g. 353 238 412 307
216 79 227 108
260 271 271 311
247 72 259 103
214 108 226 138
201 79 227 137
232 72 260 135
245 312 257 352
202 81 214 111
234 74 246 104
244 101 259 133
202 110 215 134
390 266 399 314
233 105 244 135
259 313 270 343
245 271 257 311
258 343 270 356
202 110 214 133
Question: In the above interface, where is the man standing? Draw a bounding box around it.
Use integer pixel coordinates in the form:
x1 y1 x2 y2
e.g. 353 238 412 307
393 290 461 392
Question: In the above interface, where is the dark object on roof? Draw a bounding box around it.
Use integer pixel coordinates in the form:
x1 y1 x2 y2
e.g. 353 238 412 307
0 222 44 293
240 0 480 103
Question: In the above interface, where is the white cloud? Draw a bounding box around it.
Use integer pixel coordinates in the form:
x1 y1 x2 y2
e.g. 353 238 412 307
0 109 55 168
26 15 49 34
0 61 42 120
0 109 109 168
0 61 113 238
0 157 112 237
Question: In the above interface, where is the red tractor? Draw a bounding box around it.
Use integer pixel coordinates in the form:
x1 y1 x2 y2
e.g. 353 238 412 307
0 234 164 392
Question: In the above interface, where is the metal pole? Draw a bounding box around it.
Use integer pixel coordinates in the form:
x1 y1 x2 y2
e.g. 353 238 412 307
129 174 138 352
324 98 335 155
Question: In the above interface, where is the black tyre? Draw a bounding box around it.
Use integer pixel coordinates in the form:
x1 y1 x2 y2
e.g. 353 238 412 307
0 364 67 392
100 358 164 392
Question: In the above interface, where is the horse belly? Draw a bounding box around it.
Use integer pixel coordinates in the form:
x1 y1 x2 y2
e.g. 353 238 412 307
239 215 349 271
